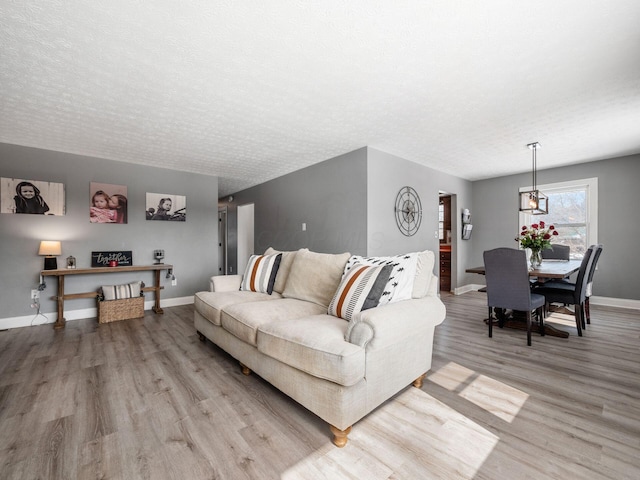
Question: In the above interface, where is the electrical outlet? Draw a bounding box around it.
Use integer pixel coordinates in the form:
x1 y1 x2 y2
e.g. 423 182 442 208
171 277 177 286
31 289 40 300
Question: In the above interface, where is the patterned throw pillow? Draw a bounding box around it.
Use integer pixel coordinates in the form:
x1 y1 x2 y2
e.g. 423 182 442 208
239 253 282 295
101 281 143 300
342 252 418 305
328 264 392 321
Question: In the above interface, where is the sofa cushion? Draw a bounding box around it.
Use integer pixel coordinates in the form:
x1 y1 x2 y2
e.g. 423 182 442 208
194 290 281 326
220 298 325 346
239 253 282 294
264 247 308 294
412 250 435 298
257 315 365 386
328 264 392 321
343 252 420 305
282 250 351 308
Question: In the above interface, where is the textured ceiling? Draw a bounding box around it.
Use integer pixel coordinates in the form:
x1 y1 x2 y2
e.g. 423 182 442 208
2 1 640 197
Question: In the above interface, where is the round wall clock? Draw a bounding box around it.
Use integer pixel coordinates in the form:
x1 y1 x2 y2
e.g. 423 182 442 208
395 186 422 236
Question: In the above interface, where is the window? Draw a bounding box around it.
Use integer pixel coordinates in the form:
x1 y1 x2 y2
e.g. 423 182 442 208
438 201 445 240
519 178 598 259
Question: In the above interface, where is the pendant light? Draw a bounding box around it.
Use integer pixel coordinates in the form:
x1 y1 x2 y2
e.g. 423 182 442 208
519 142 548 215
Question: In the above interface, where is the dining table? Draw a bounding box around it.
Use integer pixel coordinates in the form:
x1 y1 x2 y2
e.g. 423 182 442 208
466 259 582 338
465 259 582 280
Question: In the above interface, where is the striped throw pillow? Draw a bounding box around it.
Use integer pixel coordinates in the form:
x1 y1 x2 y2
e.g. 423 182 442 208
342 252 418 305
101 281 143 300
328 264 392 321
239 253 282 294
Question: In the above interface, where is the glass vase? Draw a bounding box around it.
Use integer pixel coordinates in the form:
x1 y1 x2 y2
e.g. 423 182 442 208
529 249 542 269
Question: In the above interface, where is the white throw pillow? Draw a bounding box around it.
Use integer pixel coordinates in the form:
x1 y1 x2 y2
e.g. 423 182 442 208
342 252 419 305
412 250 435 298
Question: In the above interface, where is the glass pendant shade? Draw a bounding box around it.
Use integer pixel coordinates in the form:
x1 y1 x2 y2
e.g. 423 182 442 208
519 189 548 215
519 142 548 215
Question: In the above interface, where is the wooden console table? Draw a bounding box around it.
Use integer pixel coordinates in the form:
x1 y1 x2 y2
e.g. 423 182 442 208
41 264 173 329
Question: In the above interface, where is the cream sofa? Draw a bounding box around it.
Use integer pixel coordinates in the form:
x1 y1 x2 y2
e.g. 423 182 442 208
193 248 446 447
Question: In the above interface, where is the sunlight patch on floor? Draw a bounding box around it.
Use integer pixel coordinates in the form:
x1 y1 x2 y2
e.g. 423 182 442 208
428 362 529 423
281 387 500 480
545 312 577 328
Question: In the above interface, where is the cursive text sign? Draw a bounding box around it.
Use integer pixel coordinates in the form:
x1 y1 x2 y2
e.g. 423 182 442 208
91 251 133 267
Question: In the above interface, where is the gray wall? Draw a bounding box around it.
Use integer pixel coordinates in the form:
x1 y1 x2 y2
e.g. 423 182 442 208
223 148 369 271
0 143 218 323
223 147 473 291
468 154 640 301
366 148 473 289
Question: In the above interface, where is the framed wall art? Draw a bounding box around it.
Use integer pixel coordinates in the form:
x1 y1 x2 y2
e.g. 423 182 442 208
90 182 128 224
1 177 65 215
146 192 186 221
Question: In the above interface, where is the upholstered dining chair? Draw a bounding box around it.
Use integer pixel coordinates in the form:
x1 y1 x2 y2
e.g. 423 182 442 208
484 248 546 346
533 246 595 336
529 244 571 287
541 244 570 260
544 244 603 325
584 244 603 324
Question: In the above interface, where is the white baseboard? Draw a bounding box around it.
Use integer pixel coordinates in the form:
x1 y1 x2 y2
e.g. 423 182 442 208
452 284 640 312
0 295 195 331
155 295 194 308
454 284 485 295
589 295 640 310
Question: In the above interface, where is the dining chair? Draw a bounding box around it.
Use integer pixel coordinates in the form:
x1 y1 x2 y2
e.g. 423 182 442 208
584 244 603 324
483 248 546 346
546 244 603 325
541 244 570 260
532 246 594 336
529 244 571 287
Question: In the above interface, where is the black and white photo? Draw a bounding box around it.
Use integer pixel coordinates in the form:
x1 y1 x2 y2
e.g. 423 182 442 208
146 192 186 221
1 177 65 215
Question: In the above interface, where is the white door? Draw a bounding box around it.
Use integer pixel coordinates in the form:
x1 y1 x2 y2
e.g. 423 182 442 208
218 207 227 275
237 203 254 275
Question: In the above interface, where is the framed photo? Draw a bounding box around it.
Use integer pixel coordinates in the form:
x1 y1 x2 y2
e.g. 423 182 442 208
1 177 65 215
146 192 186 221
90 182 128 224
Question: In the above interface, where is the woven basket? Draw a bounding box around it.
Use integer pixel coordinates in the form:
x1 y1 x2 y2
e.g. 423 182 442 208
98 296 144 324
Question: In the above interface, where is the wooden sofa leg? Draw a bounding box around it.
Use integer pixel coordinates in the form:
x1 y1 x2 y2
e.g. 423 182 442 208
240 363 251 376
412 373 426 389
197 331 206 342
329 424 352 448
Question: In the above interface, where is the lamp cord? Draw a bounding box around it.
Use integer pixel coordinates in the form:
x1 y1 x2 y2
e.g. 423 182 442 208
30 297 49 326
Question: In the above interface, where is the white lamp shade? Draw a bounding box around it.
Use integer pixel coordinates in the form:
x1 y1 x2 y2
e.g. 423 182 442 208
38 240 61 256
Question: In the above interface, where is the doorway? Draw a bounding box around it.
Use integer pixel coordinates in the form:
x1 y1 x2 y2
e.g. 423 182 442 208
439 194 452 292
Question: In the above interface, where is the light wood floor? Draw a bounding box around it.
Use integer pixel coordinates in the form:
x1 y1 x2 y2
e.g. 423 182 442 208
1 293 638 479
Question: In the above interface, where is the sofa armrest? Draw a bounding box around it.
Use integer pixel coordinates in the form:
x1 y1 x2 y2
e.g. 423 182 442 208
210 274 243 292
345 296 446 348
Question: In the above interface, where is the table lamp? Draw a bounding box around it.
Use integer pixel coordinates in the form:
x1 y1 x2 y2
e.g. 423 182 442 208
39 240 61 270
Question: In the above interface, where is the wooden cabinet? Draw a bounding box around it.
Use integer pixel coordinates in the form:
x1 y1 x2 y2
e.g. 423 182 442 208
439 249 451 292
439 196 451 245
